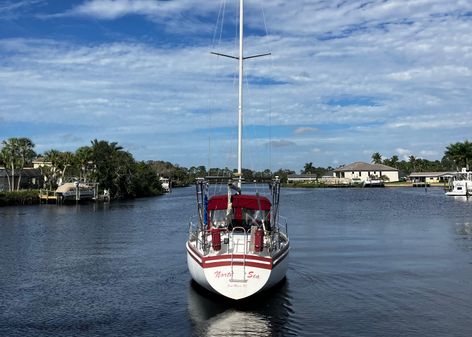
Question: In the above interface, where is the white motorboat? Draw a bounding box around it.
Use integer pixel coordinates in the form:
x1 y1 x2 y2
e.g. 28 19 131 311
55 181 95 201
159 177 171 193
363 178 384 187
446 169 472 197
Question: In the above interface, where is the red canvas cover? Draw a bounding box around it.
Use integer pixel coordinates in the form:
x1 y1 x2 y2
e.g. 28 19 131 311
208 194 271 211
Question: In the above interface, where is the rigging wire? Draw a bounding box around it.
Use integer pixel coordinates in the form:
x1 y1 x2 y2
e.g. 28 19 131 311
209 0 228 194
207 0 239 192
260 1 274 176
243 1 274 183
262 6 272 176
207 0 275 193
211 0 226 49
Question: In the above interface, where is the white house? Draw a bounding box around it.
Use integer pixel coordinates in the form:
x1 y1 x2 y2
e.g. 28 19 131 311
409 171 455 184
334 162 399 182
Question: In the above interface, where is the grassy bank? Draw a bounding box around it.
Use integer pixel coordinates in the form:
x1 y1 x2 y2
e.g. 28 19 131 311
0 190 40 206
284 182 363 188
285 181 448 189
384 181 447 188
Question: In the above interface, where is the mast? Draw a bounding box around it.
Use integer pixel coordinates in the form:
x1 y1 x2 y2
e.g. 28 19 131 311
237 0 244 189
211 0 270 189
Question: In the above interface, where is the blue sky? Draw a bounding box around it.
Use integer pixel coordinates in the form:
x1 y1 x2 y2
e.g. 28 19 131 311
1 0 471 171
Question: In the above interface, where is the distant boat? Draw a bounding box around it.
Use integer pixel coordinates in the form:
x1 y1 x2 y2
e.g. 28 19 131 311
159 177 171 193
55 181 95 201
446 169 472 196
363 178 384 188
186 0 289 300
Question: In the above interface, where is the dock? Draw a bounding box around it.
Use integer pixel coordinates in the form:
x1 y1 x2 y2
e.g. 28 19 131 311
412 182 430 187
39 185 109 204
39 190 59 204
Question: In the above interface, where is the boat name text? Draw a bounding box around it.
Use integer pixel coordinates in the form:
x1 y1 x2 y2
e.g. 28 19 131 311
213 270 260 279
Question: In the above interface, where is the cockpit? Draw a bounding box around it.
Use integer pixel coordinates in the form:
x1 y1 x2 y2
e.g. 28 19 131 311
207 194 272 232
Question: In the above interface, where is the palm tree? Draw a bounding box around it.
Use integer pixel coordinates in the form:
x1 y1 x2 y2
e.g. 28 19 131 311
371 152 382 164
389 155 399 168
16 138 36 190
408 155 417 172
75 146 93 182
1 138 21 191
303 162 315 174
58 151 75 184
90 139 128 197
0 143 14 191
43 149 62 188
444 140 472 170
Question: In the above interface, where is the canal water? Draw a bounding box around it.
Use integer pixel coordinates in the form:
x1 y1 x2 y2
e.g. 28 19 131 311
1 187 472 336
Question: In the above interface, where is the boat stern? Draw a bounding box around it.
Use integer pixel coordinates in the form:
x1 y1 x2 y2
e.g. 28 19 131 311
203 257 272 300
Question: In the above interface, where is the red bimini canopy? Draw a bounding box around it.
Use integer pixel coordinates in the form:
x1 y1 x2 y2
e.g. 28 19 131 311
208 194 271 211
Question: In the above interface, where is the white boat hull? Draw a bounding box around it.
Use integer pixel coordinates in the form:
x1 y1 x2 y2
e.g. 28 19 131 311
60 190 95 200
186 240 289 300
446 180 472 196
446 190 467 196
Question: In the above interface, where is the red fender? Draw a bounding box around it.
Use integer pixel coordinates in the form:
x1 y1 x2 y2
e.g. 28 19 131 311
211 228 221 251
255 228 264 252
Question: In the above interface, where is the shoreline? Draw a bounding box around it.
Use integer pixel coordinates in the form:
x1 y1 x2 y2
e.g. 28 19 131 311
284 182 448 189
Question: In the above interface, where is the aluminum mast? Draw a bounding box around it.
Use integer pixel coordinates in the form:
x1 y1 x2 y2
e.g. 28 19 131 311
211 0 269 189
237 0 244 188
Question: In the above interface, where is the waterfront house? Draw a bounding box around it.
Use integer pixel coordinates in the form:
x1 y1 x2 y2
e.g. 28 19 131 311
334 162 399 183
409 171 455 184
0 168 43 191
0 168 7 191
32 157 52 169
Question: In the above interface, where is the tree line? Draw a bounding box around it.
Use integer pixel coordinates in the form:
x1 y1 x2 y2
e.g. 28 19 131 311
2 138 471 196
368 140 472 175
147 161 296 186
301 141 472 178
0 138 163 198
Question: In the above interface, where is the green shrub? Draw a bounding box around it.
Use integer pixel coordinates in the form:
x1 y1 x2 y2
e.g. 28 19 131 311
0 190 40 206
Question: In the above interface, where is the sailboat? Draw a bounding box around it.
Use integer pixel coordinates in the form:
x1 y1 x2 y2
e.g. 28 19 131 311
186 0 290 300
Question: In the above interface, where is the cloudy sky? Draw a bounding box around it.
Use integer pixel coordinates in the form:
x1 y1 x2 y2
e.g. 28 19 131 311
1 0 471 171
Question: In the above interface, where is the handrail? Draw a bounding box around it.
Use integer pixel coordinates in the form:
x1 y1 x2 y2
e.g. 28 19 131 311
230 226 247 282
278 215 288 236
189 212 288 258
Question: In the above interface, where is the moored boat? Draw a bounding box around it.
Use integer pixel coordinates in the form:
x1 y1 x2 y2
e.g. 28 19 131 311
186 0 289 300
363 178 384 188
187 178 289 300
55 181 95 201
446 169 472 197
159 177 171 193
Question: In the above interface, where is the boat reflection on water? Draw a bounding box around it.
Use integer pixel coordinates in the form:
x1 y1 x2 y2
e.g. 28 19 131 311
455 222 472 236
187 279 294 337
450 195 472 202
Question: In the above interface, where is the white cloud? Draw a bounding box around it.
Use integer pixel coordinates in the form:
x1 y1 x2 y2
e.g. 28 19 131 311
72 0 159 19
396 148 411 160
60 0 215 22
420 150 439 158
1 0 472 169
0 0 44 19
294 127 317 135
265 140 296 148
